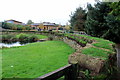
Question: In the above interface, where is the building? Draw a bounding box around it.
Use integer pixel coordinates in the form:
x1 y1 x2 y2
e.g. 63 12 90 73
43 22 57 30
31 22 59 30
5 19 23 25
31 23 40 29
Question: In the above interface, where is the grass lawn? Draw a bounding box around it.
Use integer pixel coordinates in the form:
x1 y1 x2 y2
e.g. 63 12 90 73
79 35 115 60
81 47 112 60
16 33 48 39
1 41 75 79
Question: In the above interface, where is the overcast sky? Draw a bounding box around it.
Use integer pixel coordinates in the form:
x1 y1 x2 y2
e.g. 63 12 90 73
0 0 97 25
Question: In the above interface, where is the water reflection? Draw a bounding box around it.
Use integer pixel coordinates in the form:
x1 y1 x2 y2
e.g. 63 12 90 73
0 42 25 48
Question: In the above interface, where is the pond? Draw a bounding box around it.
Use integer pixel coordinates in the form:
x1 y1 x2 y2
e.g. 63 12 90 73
0 39 47 48
0 42 26 48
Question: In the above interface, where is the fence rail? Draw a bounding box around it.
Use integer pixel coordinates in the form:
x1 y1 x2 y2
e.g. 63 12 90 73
34 64 78 80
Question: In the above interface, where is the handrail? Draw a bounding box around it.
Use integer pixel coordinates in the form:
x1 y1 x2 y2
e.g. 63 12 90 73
34 64 78 80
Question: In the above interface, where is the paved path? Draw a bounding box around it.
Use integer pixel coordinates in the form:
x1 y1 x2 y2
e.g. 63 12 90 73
116 48 120 69
116 44 120 68
115 45 120 78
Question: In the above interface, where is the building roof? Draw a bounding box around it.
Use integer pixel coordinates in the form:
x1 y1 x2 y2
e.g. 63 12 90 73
31 22 56 26
31 23 41 26
43 23 55 26
21 23 26 26
6 19 22 23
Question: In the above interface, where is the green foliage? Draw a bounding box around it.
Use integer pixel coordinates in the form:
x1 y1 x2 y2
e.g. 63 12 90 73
103 14 120 43
64 34 87 46
85 2 120 43
2 33 48 43
70 7 86 31
1 41 75 78
19 33 29 43
109 2 120 20
2 35 18 43
27 20 34 25
29 35 39 42
92 74 107 80
85 2 111 37
2 22 31 30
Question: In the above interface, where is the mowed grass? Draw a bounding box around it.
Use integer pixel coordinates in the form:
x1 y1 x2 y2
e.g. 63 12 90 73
82 47 112 60
16 33 48 39
1 41 75 78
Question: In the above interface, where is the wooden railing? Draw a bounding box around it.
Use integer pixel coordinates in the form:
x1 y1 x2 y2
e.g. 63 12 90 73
34 64 78 80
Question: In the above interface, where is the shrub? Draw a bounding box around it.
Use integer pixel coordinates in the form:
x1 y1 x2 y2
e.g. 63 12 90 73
19 34 29 43
29 35 39 42
48 36 53 41
10 36 18 42
2 35 15 43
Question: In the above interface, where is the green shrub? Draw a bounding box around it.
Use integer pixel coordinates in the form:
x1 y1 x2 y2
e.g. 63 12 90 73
48 36 53 41
2 35 15 43
19 34 29 43
29 35 39 42
10 36 18 42
79 40 87 44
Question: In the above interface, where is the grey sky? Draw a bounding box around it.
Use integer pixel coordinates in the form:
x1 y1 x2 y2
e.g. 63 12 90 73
0 0 97 25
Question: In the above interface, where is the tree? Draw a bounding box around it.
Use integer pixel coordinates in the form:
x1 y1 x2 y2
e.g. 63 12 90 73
85 2 120 43
65 23 71 30
85 2 111 37
94 2 120 44
27 20 34 25
69 7 86 31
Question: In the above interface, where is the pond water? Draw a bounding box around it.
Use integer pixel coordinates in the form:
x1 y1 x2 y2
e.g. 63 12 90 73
0 39 47 48
0 42 26 48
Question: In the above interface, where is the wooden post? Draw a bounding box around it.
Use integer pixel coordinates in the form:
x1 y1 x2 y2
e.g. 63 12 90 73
65 64 78 80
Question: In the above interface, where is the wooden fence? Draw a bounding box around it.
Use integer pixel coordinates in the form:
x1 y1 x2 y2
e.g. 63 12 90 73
34 64 78 80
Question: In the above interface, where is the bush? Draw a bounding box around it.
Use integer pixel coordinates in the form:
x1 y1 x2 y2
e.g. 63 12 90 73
11 36 18 42
19 34 29 43
29 35 39 42
2 35 16 43
48 36 53 41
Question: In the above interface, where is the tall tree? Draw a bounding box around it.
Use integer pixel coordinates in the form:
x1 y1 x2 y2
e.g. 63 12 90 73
69 7 86 31
104 2 120 43
27 20 34 25
85 2 111 37
85 2 120 43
